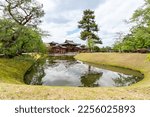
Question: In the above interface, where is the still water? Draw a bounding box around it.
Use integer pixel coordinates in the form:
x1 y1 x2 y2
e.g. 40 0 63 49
24 56 143 87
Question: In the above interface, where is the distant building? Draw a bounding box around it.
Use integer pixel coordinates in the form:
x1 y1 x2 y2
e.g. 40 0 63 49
60 40 79 52
52 45 67 54
49 41 58 46
46 40 87 54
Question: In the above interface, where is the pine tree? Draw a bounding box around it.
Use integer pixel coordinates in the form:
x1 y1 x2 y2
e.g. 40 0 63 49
78 9 102 51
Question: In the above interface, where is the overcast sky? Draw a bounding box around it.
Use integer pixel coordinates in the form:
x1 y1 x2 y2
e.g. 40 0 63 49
37 0 144 47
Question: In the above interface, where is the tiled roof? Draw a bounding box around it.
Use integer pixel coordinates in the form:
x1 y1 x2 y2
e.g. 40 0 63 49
49 41 58 45
53 45 67 49
61 40 79 45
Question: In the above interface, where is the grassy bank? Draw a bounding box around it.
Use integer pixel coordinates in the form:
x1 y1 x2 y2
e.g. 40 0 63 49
75 53 150 87
0 53 150 100
0 57 34 84
0 54 41 84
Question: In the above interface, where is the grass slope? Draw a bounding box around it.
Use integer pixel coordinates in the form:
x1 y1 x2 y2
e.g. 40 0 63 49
0 53 150 100
0 58 33 84
75 53 150 87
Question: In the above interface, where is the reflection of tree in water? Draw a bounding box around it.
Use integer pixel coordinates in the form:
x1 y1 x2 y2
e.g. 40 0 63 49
88 65 91 73
24 56 77 85
80 65 103 87
113 74 143 87
47 59 57 67
80 72 102 87
24 59 46 85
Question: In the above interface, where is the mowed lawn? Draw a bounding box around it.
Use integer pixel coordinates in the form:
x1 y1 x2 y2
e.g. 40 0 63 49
0 53 150 100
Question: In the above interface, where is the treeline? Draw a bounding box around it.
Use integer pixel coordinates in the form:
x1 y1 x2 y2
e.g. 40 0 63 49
113 0 150 53
92 46 112 52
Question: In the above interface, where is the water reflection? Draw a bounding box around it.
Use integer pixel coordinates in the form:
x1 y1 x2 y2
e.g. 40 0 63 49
24 56 143 87
80 65 103 87
80 72 103 87
113 74 142 87
24 59 46 85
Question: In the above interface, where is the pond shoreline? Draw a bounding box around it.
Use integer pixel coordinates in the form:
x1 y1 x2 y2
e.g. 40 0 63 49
24 55 143 87
0 53 150 99
75 53 150 87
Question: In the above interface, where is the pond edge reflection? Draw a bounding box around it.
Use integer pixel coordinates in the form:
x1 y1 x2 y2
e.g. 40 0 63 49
24 55 144 87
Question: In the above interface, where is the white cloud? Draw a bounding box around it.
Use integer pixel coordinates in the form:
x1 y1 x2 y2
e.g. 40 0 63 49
95 0 144 46
37 0 144 46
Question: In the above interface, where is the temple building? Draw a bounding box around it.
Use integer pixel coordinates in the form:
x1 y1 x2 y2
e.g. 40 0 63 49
61 40 79 52
47 40 87 54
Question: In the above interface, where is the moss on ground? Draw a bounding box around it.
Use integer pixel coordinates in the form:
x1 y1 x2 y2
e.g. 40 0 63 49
0 57 33 84
0 53 150 100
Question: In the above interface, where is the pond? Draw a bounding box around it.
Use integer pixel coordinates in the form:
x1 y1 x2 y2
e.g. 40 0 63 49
24 56 144 87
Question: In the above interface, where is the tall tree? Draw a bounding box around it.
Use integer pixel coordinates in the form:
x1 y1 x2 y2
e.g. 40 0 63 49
0 19 46 57
78 9 102 51
113 0 150 52
0 0 45 57
131 0 150 27
129 0 150 49
0 0 44 27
